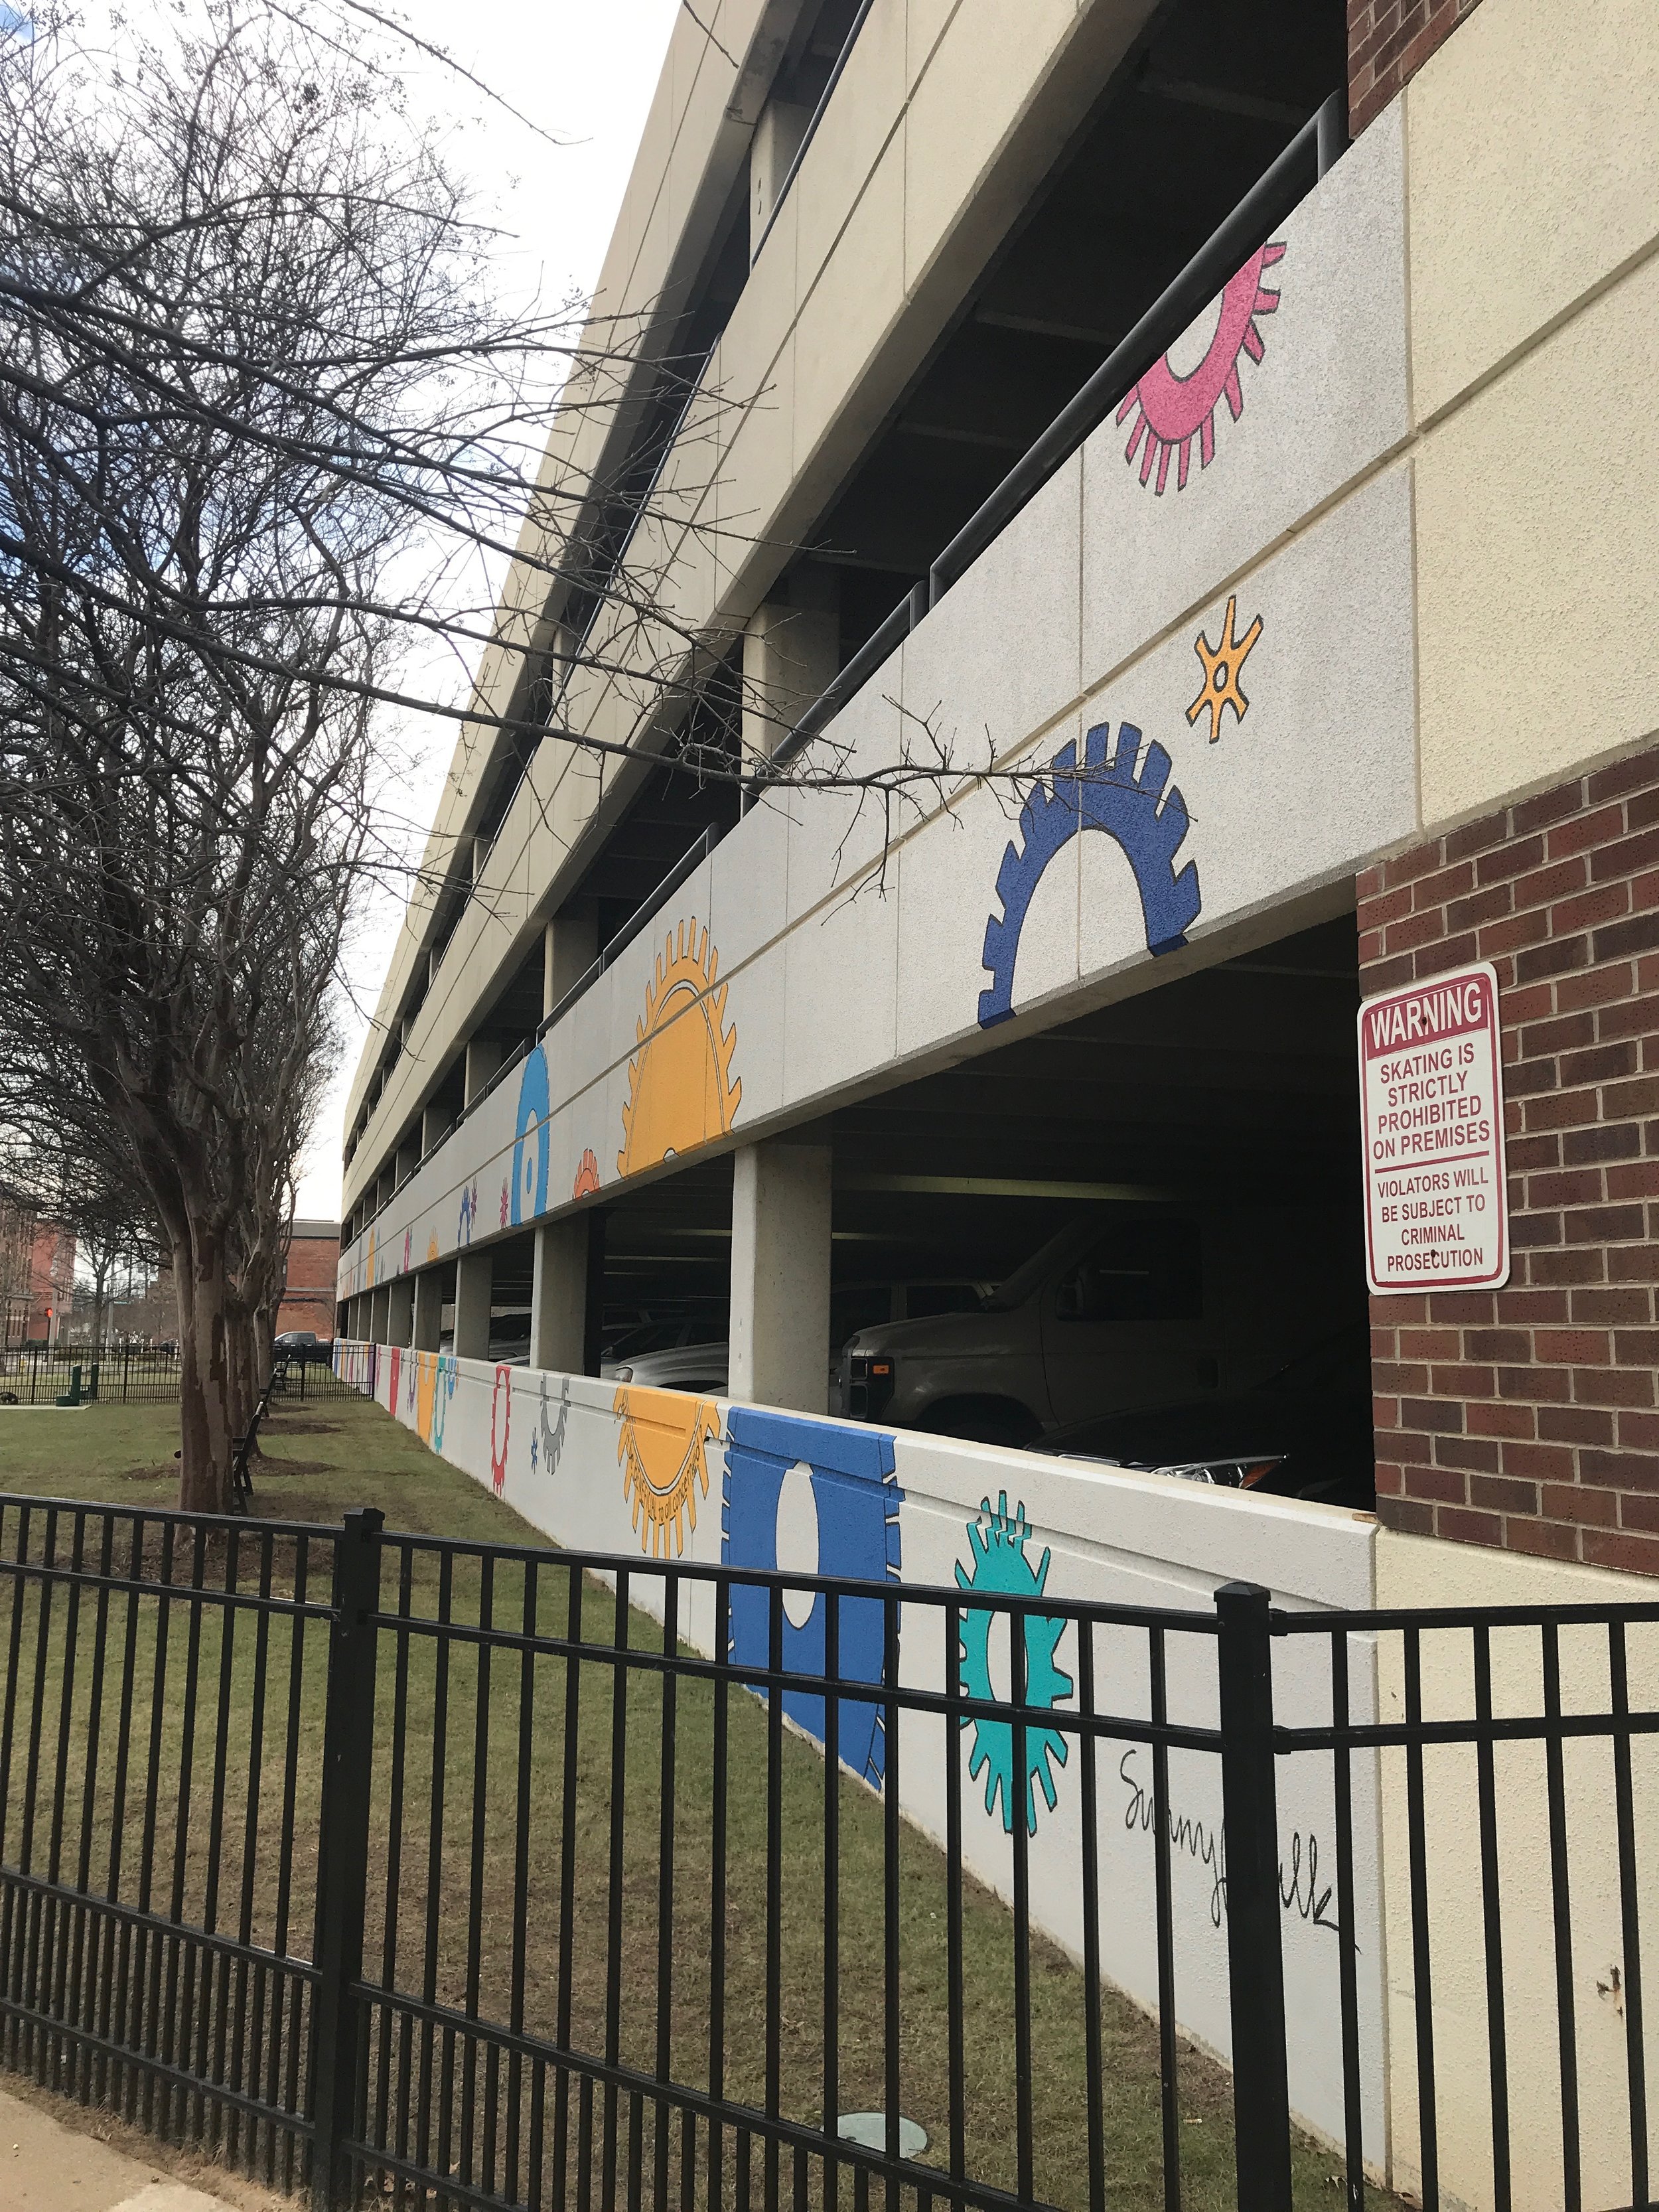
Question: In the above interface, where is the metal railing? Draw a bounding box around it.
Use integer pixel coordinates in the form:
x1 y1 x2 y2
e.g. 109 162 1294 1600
0 1487 1652 2210
0 1349 182 1406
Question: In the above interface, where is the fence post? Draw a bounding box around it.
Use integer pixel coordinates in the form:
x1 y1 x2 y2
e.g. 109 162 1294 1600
309 1507 384 2211
1215 1580 1293 2212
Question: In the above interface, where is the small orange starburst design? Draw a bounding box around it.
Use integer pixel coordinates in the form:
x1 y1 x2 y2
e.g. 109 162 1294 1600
1187 595 1263 743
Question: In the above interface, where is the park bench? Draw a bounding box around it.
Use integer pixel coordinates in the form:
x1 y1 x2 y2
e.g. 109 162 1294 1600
228 1373 280 1509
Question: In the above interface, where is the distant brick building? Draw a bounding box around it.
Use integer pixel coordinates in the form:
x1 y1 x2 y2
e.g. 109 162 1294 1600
0 1186 75 1349
277 1220 340 1339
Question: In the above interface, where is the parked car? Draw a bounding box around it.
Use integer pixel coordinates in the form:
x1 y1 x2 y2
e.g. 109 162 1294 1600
602 1318 729 1391
841 1213 1220 1445
274 1330 334 1364
1037 1325 1376 1510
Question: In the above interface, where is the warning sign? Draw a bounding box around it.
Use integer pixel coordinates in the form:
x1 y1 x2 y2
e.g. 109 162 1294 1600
1358 960 1509 1293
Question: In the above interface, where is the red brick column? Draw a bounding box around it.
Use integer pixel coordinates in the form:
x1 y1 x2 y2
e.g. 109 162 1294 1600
1348 0 1487 137
1360 747 1659 1575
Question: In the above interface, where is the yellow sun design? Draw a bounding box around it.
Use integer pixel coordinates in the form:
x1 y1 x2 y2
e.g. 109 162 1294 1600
617 919 741 1178
614 1385 722 1558
1187 595 1263 743
425 1232 439 1264
415 1351 439 1442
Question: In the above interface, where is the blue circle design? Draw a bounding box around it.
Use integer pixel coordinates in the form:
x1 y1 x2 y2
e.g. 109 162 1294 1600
723 1407 902 1787
979 721 1202 1028
511 1047 551 1225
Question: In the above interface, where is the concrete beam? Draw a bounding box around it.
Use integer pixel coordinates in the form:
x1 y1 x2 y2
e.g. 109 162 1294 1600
729 1140 832 1413
530 1217 589 1374
544 911 599 1020
412 1270 443 1353
452 1250 493 1361
464 1037 502 1106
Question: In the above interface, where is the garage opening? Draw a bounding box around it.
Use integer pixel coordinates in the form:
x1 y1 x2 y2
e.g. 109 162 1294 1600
579 903 1372 1508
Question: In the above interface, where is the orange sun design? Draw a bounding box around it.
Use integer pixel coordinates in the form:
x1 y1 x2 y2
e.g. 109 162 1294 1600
614 1385 722 1558
618 920 741 1178
1187 595 1263 743
573 1149 601 1200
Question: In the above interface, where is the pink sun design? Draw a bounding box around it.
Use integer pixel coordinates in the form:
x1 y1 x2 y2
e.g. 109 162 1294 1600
1116 242 1285 494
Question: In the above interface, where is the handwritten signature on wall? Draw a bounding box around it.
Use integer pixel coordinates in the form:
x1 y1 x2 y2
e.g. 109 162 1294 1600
1118 1749 1339 1938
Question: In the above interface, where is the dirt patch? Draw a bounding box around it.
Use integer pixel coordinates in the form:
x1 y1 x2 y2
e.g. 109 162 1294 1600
251 1456 331 1476
260 1416 338 1436
121 1465 180 1483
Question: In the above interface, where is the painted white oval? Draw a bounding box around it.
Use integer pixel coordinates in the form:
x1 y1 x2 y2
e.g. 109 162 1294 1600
774 1459 820 1629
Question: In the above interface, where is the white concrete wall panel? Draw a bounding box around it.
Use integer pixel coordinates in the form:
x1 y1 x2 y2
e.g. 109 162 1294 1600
1405 0 1659 428
340 1339 1385 2161
1079 103 1407 689
1374 1528 1659 2212
1415 251 1659 832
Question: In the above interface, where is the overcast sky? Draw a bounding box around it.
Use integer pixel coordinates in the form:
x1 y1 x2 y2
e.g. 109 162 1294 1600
293 0 683 1221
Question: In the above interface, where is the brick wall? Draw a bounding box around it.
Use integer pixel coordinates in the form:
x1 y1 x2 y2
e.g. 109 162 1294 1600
277 1225 339 1337
1361 745 1659 1576
1348 0 1486 137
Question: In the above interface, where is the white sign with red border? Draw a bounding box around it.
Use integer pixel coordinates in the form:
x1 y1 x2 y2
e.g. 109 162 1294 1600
1359 959 1509 1293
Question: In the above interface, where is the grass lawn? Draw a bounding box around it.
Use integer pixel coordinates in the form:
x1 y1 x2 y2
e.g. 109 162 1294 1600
0 1393 1391 2211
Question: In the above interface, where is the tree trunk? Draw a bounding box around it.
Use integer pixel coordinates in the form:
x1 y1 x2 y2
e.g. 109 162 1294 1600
174 1233 234 1514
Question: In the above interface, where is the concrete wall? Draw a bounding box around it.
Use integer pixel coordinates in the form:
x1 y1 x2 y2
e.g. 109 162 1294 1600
1372 1527 1659 2212
340 1335 1386 2164
340 1333 1659 2210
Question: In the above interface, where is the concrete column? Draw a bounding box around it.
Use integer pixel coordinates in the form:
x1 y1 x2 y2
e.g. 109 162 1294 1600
452 1250 493 1361
411 1270 443 1353
530 1217 589 1374
464 1037 501 1106
741 573 839 769
369 1285 391 1344
750 98 811 256
387 1276 414 1348
729 1141 833 1413
543 910 599 1021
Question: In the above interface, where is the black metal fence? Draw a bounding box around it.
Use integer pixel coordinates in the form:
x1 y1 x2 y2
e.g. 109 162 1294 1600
0 1493 1652 2212
0 1348 361 1409
0 1347 183 1405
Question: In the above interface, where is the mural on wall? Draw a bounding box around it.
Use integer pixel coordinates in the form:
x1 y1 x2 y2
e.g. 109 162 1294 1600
403 1349 419 1419
386 1343 403 1417
956 1493 1073 1836
401 1227 412 1276
532 1374 571 1479
365 1228 377 1290
573 1149 601 1200
429 1353 458 1452
618 919 741 1177
615 1384 722 1557
1118 242 1284 494
426 1233 440 1264
457 1179 479 1246
979 721 1201 1027
488 1364 514 1493
512 1045 551 1224
415 1350 439 1442
723 1408 902 1789
1187 597 1263 743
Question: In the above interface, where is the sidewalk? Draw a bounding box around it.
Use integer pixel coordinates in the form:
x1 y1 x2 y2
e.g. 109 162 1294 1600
0 2084 241 2212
